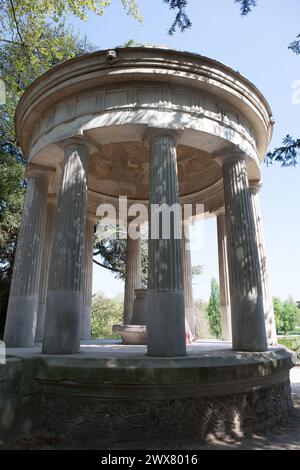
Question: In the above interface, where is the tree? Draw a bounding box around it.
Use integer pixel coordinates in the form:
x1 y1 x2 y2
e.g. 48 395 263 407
93 224 149 285
273 296 300 335
91 293 123 338
273 296 285 334
0 151 25 336
283 297 300 334
206 278 222 338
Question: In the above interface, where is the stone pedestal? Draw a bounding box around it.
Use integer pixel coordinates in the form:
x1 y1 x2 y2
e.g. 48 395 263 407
81 220 94 340
43 141 89 354
147 130 186 357
131 289 148 325
182 225 195 335
4 167 49 347
216 212 232 341
123 224 142 325
221 154 268 352
35 203 56 342
249 182 277 345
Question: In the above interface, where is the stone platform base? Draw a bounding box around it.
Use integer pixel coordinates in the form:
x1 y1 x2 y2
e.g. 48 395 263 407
41 380 293 440
0 342 296 443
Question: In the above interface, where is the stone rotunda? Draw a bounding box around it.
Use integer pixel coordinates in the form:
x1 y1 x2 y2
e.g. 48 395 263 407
1 46 295 441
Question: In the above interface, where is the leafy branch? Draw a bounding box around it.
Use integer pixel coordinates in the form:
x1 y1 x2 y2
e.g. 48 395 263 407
163 0 191 35
265 135 300 167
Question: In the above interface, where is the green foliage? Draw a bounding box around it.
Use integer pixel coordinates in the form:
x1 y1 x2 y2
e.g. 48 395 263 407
192 265 204 277
122 39 136 47
0 151 25 269
273 296 300 335
91 293 123 339
265 135 300 167
194 299 210 340
289 34 300 55
278 336 300 362
163 0 192 35
235 0 256 16
206 278 222 339
0 151 25 336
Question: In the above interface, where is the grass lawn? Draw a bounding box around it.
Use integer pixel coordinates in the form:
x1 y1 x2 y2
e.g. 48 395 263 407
278 336 300 361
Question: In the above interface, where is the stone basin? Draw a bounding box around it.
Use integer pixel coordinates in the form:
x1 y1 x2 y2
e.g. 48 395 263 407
113 324 147 345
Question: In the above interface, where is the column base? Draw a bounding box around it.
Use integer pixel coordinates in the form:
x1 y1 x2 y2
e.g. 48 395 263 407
35 303 46 343
147 290 186 357
42 291 82 354
231 294 268 352
4 296 38 347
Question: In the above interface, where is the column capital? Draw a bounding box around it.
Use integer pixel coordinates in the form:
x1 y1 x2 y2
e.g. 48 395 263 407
25 163 55 179
213 149 248 167
249 180 262 195
144 127 181 145
63 137 93 154
214 207 225 217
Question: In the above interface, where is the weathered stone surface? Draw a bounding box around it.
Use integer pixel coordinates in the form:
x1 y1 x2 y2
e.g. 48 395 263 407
36 203 56 342
182 225 195 335
43 141 89 354
123 225 142 325
81 220 94 340
0 344 295 442
4 170 48 347
131 289 148 325
222 155 268 352
147 131 186 357
249 182 277 346
41 380 293 441
146 290 186 357
216 212 232 341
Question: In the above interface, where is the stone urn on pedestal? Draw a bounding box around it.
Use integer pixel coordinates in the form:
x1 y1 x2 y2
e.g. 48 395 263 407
113 289 148 345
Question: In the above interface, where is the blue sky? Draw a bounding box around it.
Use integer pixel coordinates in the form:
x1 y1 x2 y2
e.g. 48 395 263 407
69 0 300 301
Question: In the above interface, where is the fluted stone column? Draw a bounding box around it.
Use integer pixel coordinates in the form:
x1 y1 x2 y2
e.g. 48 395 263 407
221 153 268 351
4 166 49 347
182 224 195 335
35 203 57 342
123 223 142 325
249 182 277 345
43 140 89 354
216 211 232 341
81 219 94 340
147 129 186 357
